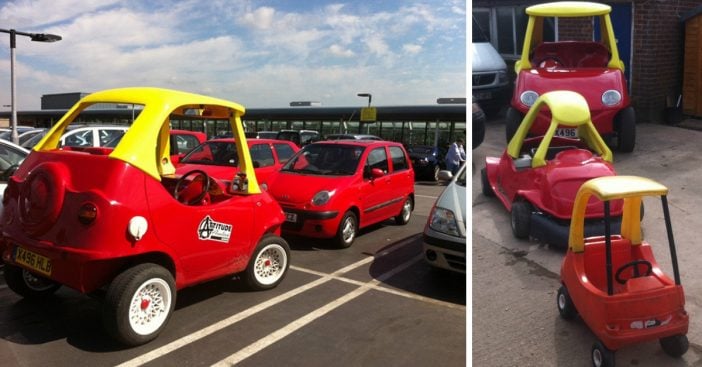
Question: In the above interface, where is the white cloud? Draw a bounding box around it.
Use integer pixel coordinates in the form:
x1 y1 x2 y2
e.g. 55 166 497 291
403 43 422 54
241 6 276 31
329 44 355 57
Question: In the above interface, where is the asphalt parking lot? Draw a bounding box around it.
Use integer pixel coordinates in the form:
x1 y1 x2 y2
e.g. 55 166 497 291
473 115 702 366
0 181 466 367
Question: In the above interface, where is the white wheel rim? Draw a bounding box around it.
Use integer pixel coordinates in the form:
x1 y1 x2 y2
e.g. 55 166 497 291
593 349 603 367
342 217 355 243
401 200 411 222
558 293 565 310
254 244 287 285
128 278 172 336
23 270 54 291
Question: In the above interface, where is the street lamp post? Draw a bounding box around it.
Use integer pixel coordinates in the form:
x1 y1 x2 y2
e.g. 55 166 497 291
0 28 61 144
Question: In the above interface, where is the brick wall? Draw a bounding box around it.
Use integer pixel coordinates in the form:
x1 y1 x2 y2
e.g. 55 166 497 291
471 0 701 123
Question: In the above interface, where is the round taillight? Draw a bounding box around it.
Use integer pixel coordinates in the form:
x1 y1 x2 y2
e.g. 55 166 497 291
78 203 98 225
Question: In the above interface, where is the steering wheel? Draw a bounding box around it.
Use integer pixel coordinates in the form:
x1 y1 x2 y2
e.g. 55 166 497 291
537 56 564 68
614 259 653 284
174 170 211 205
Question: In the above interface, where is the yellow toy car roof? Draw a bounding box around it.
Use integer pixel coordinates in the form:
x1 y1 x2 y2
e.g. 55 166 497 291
568 176 668 252
34 87 260 193
506 90 612 168
526 1 611 17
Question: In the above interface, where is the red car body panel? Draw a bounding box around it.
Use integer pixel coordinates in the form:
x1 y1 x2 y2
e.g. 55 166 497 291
268 141 414 240
512 68 629 136
1 150 285 292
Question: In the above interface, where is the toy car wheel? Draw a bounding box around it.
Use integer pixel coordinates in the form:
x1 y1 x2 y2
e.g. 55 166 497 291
505 107 523 143
335 211 358 248
660 334 689 358
556 286 577 320
510 201 532 239
242 235 290 290
481 168 494 197
615 106 636 153
4 264 61 299
395 197 413 225
103 263 176 346
592 341 615 367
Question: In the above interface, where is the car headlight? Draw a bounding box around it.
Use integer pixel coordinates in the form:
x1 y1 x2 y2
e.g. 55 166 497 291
428 207 460 236
520 91 539 107
602 90 622 106
311 190 334 206
497 70 509 85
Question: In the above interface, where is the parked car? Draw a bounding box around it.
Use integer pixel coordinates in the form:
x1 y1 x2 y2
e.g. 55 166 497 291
21 125 128 150
406 144 445 181
104 129 206 162
423 165 466 274
267 140 415 248
244 131 278 139
0 126 41 143
324 133 382 141
176 138 299 187
472 15 510 117
0 139 29 210
0 87 290 346
481 91 618 246
276 129 320 147
506 1 635 152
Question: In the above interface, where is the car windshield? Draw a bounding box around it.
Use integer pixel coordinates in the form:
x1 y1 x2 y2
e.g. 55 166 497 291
281 144 364 176
181 141 238 166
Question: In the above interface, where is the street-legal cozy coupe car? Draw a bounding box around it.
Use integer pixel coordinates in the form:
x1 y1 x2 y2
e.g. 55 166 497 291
482 90 621 246
0 87 290 346
506 1 636 152
267 140 415 248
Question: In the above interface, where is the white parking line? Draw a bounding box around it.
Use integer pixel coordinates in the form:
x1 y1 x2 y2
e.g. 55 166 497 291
415 194 438 200
211 254 424 366
117 237 418 367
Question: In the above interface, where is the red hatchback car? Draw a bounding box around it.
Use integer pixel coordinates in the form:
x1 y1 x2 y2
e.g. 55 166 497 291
176 138 299 187
267 140 415 248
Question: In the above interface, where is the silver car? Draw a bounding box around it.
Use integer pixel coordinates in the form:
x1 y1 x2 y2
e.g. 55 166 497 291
422 164 466 274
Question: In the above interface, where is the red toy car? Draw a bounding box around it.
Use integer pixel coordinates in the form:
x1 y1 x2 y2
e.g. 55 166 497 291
267 140 415 248
558 176 688 366
482 91 621 246
506 1 636 152
176 138 299 187
1 87 290 346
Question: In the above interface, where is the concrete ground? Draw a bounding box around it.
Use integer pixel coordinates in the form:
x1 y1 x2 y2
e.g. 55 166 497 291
472 117 702 366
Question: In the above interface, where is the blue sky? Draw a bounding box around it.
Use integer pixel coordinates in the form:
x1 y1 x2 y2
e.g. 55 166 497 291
0 0 466 110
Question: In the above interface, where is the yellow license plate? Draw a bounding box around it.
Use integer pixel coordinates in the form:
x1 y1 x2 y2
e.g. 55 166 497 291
14 246 52 276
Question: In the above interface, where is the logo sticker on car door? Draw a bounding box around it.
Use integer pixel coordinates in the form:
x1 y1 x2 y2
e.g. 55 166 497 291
197 215 233 243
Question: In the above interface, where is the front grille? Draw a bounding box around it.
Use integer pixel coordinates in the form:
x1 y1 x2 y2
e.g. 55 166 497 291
445 253 466 271
473 73 496 87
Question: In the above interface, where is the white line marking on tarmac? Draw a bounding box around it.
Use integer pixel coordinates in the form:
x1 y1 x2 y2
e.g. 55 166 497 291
211 254 424 366
415 194 438 199
117 236 418 367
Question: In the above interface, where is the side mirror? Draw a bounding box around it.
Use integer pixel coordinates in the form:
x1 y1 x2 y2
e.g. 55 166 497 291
370 168 385 179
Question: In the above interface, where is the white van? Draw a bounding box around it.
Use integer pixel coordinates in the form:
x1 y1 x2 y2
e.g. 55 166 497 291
472 16 510 116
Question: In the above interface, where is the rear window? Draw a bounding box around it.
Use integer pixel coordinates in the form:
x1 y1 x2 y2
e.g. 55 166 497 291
250 143 275 167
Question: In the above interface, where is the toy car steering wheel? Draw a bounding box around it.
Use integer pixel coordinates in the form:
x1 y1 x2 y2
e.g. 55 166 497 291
614 259 653 284
537 56 564 68
174 170 211 205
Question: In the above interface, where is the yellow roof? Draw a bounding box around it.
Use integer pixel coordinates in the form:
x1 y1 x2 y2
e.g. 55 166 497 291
526 1 611 17
33 87 260 193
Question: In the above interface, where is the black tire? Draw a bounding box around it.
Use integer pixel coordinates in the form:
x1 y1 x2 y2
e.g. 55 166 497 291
102 263 176 346
505 107 523 143
660 334 689 358
242 235 290 290
472 116 485 149
335 211 358 248
4 264 60 299
592 340 615 367
510 201 532 239
556 286 577 320
395 197 413 225
615 107 636 153
481 168 494 197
